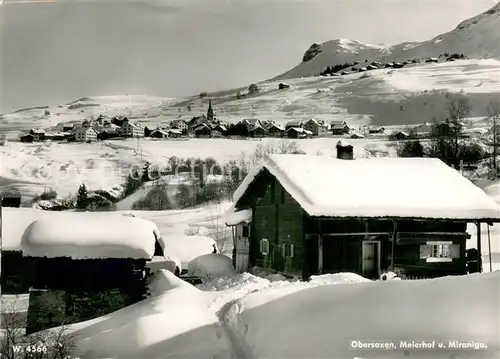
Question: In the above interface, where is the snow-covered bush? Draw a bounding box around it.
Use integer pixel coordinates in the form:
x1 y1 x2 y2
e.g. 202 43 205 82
187 254 236 280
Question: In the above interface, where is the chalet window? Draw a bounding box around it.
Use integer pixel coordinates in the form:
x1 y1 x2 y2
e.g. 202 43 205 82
242 225 249 238
260 238 269 255
282 243 295 258
420 241 460 262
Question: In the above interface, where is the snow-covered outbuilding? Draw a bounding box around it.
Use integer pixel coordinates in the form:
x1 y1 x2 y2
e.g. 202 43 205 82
225 152 500 279
19 214 165 334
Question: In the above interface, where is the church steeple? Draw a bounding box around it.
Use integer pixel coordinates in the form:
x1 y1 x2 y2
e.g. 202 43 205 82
207 98 214 122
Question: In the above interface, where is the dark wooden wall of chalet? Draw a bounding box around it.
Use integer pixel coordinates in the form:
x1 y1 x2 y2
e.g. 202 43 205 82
304 218 468 278
395 220 467 277
1 251 34 294
250 176 304 276
24 258 149 334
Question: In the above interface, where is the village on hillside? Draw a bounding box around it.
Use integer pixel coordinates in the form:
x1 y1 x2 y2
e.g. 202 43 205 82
15 95 482 146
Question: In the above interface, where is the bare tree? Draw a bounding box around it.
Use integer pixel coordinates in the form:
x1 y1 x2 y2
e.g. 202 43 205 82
208 204 233 255
487 100 500 171
1 297 76 359
447 93 472 166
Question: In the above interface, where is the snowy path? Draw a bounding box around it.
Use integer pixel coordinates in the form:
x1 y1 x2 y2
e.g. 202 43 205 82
217 299 254 359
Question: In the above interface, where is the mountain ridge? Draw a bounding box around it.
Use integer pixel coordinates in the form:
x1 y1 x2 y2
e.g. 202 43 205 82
273 2 500 81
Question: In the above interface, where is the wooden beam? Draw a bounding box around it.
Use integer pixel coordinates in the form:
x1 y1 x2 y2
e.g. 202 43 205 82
318 235 323 274
311 232 390 237
487 224 493 272
476 222 482 273
390 220 397 270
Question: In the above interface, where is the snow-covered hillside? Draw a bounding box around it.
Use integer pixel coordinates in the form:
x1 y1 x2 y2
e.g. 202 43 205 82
0 137 392 201
274 2 500 80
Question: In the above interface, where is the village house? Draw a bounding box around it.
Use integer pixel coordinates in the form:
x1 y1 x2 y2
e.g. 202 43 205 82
241 118 262 131
330 121 350 135
167 129 182 138
392 131 410 141
303 118 328 136
193 123 213 138
350 133 365 139
265 123 285 137
285 127 313 139
170 119 189 134
150 129 169 139
1 189 22 208
285 120 304 131
225 146 500 280
29 128 45 141
75 126 98 142
120 118 144 138
20 133 35 143
98 129 120 141
111 116 129 127
248 124 267 138
368 126 385 134
62 124 75 132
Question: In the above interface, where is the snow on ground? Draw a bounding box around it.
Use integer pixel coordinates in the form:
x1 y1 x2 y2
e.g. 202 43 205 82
0 137 393 202
30 270 500 359
382 59 500 94
224 271 500 359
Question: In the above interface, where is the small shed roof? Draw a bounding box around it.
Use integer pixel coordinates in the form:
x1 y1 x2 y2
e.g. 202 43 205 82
232 154 500 221
20 214 160 259
224 206 252 226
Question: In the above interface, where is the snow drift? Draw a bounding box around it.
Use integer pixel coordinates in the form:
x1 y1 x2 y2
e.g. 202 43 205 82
188 253 236 279
226 272 500 359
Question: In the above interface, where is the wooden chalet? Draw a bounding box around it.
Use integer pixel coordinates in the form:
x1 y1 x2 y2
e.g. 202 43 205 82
150 129 169 139
20 133 35 143
303 118 328 136
1 188 22 207
248 124 267 138
19 215 164 333
278 83 290 90
330 121 350 135
29 128 45 141
225 147 500 280
285 120 303 131
265 123 285 137
193 123 213 138
392 131 410 140
285 127 313 139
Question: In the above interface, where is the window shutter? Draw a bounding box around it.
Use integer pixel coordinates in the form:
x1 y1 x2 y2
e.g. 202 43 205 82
450 244 460 259
420 244 431 259
261 239 268 255
290 244 295 258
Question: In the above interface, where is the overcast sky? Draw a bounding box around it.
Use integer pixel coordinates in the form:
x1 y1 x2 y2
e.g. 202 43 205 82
0 0 496 113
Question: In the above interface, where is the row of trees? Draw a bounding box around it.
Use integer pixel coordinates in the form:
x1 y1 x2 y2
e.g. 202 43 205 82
396 95 500 177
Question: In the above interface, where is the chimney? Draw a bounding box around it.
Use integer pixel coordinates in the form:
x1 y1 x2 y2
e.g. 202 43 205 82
336 140 354 160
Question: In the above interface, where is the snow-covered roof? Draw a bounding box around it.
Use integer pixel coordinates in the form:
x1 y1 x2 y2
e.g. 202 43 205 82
232 154 500 220
168 128 183 134
20 215 160 259
224 207 252 226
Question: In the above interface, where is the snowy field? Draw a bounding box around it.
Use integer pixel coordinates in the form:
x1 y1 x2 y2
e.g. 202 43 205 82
0 137 396 201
